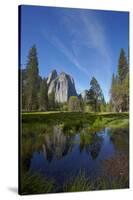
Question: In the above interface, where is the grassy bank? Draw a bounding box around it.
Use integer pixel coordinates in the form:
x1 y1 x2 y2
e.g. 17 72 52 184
21 153 129 194
21 112 129 129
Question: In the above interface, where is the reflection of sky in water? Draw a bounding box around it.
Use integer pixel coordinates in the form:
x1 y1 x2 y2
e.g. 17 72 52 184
28 127 128 184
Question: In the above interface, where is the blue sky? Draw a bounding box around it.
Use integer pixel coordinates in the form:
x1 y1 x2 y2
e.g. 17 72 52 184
20 5 129 102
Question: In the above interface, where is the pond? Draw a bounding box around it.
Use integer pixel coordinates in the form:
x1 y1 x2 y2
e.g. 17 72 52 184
21 122 129 193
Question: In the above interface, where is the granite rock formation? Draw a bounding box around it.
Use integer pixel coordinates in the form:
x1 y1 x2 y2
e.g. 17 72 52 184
47 70 77 103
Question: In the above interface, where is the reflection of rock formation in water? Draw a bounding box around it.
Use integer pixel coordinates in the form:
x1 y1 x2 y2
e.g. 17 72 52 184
80 130 103 160
42 125 73 162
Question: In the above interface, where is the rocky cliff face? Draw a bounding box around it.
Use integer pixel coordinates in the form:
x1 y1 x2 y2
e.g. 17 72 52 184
47 70 77 103
47 69 57 87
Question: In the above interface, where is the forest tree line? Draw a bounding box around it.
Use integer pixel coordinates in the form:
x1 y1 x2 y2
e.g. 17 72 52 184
21 45 129 113
110 48 129 112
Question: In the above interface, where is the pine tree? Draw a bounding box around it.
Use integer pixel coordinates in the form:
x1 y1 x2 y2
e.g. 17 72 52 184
25 45 39 111
21 69 27 110
118 48 128 83
110 48 129 112
110 73 117 111
68 96 81 112
39 78 48 111
88 77 105 112
48 90 55 110
123 72 129 111
110 74 123 112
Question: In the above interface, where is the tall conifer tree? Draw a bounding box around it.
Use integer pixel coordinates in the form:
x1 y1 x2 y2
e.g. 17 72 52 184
88 77 105 112
118 48 128 83
39 78 48 111
25 45 39 111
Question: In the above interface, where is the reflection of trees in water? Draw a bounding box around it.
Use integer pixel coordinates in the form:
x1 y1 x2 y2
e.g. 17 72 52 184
42 125 74 162
21 137 35 172
110 128 129 154
80 129 103 160
88 135 103 159
22 152 32 172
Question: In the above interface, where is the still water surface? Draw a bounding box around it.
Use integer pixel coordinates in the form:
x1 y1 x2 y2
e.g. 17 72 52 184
23 125 129 184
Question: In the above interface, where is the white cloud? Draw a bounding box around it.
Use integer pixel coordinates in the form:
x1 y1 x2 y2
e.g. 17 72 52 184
42 27 90 77
61 10 112 76
42 9 112 84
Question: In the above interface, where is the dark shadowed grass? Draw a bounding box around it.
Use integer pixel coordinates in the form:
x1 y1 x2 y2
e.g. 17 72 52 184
63 171 94 192
20 172 55 195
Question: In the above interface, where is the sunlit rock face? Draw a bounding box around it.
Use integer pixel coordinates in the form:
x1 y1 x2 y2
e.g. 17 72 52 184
47 78 58 95
55 72 77 102
47 69 58 87
47 71 77 103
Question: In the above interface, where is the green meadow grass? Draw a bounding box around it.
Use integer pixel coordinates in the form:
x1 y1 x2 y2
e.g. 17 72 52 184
21 112 129 130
